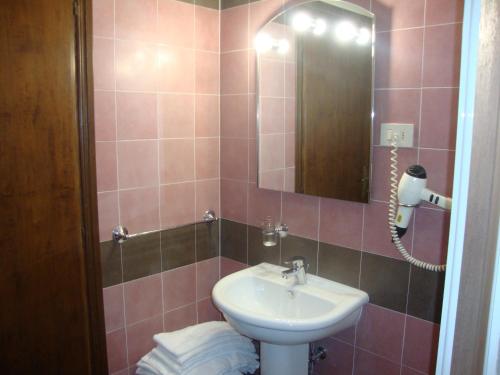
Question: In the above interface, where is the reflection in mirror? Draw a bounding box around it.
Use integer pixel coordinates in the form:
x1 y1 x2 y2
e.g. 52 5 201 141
256 0 374 203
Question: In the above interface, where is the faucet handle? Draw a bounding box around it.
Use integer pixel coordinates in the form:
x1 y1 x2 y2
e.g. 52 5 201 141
284 256 307 268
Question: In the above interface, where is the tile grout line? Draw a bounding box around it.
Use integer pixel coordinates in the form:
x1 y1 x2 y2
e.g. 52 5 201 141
352 203 366 374
218 0 222 283
353 0 373 347
359 0 374 347
109 0 130 369
155 0 167 335
97 136 221 142
281 16 286 196
374 86 459 90
94 34 220 54
96 88 221 95
96 179 220 198
247 0 251 266
375 20 463 34
356 346 407 367
278 0 285 265
316 199 320 276
193 0 200 325
399 0 430 372
372 144 456 152
245 0 251 266
358 205 366 289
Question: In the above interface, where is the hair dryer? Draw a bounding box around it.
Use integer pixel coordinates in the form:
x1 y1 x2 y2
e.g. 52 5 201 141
395 165 452 238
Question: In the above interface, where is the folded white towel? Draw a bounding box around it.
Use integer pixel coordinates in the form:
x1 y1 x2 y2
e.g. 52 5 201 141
183 350 259 375
153 322 240 354
140 351 174 374
137 321 259 375
136 368 156 375
156 336 256 368
153 344 258 373
136 356 164 375
153 322 252 364
137 349 259 375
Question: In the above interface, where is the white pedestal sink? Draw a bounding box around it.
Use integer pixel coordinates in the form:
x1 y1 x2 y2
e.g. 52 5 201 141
212 263 369 375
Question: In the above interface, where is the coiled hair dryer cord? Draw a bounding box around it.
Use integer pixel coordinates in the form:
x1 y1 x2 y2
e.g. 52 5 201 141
388 141 446 272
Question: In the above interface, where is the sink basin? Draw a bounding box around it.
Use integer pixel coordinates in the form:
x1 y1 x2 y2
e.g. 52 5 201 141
212 263 369 375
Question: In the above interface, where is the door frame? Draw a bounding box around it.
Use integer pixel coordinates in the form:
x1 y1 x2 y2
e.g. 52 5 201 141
484 232 500 375
75 0 108 372
436 0 500 372
435 0 480 370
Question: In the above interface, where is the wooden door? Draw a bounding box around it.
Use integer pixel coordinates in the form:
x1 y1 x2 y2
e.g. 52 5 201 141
0 0 106 373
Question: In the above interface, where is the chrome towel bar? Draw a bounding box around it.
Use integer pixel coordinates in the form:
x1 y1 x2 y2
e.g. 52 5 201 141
111 209 218 244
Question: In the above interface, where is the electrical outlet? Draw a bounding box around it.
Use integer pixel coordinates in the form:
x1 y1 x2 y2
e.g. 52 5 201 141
380 123 414 148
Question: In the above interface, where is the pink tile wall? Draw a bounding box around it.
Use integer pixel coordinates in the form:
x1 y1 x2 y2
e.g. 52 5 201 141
95 0 462 373
220 0 463 373
93 1 220 373
103 259 221 374
93 0 220 242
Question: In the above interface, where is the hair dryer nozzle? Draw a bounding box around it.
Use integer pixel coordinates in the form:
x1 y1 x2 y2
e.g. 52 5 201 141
392 226 407 241
406 165 427 179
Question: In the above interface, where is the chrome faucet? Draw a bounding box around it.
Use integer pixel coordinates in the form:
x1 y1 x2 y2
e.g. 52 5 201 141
282 256 308 285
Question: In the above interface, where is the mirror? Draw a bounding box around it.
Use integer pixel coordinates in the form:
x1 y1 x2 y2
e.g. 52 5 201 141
256 0 374 203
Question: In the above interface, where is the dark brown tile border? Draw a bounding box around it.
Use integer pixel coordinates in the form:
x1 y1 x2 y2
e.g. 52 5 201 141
360 252 410 314
248 225 280 265
221 0 247 9
176 0 220 9
196 221 220 261
102 221 220 286
318 243 361 288
161 225 196 271
407 266 445 323
101 217 443 325
122 232 161 282
195 0 220 9
100 241 122 288
221 219 248 263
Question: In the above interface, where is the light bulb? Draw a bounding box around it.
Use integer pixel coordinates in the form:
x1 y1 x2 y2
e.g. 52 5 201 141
292 12 312 32
135 50 145 62
254 32 273 53
335 20 357 42
356 27 372 45
313 19 327 36
277 39 290 54
157 51 170 66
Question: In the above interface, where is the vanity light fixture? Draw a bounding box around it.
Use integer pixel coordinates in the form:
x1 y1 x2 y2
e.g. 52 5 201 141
334 20 357 42
291 12 312 32
356 27 372 45
334 21 372 45
312 18 327 36
276 39 290 54
254 32 290 54
157 50 170 67
292 12 327 36
254 32 274 53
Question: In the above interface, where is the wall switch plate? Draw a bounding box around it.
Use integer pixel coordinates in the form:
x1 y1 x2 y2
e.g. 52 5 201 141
380 123 414 148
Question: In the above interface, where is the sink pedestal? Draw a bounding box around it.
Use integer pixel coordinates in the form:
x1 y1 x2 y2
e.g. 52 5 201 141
260 342 309 375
